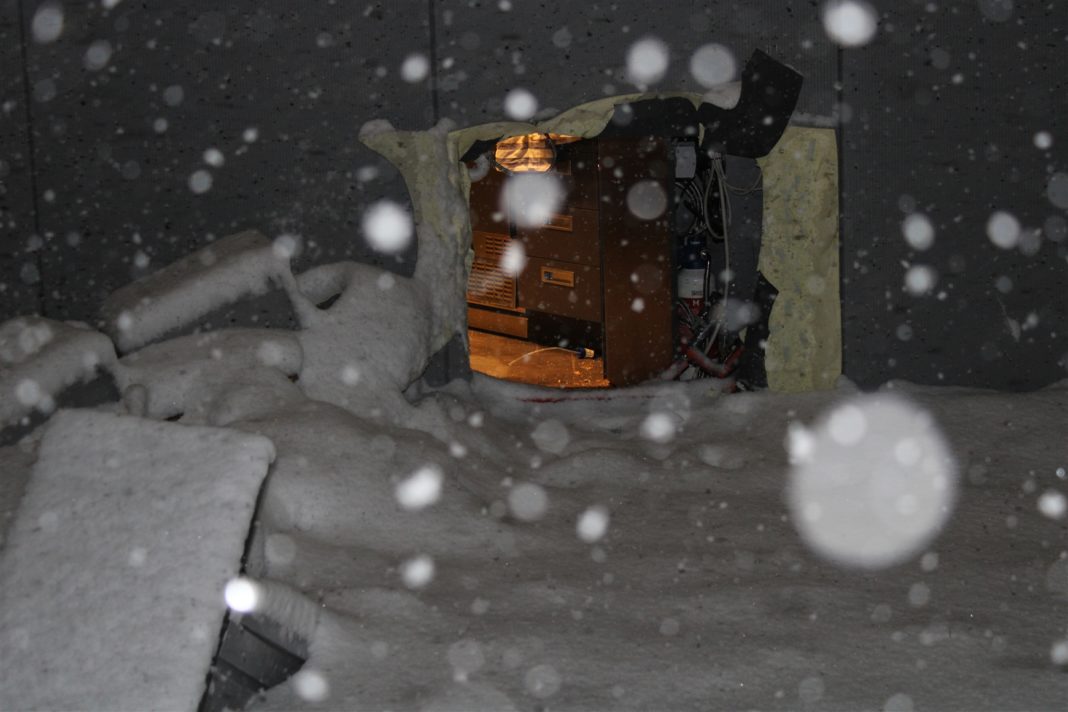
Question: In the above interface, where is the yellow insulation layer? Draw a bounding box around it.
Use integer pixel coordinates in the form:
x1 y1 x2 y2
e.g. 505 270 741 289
758 126 842 392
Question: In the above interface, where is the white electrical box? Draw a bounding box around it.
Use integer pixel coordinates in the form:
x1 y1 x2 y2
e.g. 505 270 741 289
675 142 697 179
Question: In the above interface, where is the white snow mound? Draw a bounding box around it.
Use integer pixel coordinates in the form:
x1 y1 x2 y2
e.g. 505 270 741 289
115 328 302 421
101 230 296 352
0 316 117 425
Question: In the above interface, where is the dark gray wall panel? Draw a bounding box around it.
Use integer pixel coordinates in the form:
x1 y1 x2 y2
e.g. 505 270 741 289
24 1 432 324
0 0 41 316
434 0 838 127
841 0 1067 390
723 0 837 120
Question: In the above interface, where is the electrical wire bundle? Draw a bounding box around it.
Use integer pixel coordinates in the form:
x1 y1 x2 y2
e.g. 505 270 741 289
666 155 763 383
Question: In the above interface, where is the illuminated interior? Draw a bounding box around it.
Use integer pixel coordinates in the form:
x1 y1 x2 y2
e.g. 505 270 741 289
493 133 582 173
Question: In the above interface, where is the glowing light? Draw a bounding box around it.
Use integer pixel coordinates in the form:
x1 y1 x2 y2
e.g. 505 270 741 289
494 133 571 174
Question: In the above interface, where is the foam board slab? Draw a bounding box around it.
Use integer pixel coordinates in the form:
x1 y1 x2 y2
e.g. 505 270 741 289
0 410 275 712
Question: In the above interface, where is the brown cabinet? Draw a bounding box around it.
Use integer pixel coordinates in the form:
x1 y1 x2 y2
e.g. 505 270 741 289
516 207 600 265
466 136 675 386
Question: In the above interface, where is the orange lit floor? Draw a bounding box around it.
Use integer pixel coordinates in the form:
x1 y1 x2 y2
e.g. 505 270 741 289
467 329 610 389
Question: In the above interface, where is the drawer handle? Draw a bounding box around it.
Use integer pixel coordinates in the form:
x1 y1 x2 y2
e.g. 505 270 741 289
541 268 575 288
544 213 574 232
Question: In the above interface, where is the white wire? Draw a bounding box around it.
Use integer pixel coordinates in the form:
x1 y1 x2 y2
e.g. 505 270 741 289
711 157 732 347
506 347 581 368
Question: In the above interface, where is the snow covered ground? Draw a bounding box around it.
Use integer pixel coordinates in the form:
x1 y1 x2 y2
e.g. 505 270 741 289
241 375 1068 712
0 235 1065 711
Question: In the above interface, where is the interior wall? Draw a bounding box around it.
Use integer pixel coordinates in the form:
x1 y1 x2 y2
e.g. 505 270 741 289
840 0 1067 390
3 1 1063 390
0 0 41 316
4 1 430 326
434 0 836 126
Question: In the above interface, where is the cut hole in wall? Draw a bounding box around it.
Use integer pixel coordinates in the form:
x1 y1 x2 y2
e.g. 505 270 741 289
361 49 841 394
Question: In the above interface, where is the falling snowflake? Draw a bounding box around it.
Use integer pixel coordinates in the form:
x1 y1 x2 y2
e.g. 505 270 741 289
689 44 737 88
504 88 538 121
901 213 935 250
576 505 610 543
787 394 958 569
395 465 444 511
626 37 669 87
224 577 260 613
362 200 414 253
821 0 878 47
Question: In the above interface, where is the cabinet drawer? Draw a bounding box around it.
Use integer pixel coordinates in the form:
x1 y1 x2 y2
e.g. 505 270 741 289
516 208 600 265
518 257 602 323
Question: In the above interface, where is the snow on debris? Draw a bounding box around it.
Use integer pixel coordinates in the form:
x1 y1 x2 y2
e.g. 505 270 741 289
0 316 117 426
0 410 274 711
0 439 37 549
113 328 302 422
101 230 298 352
